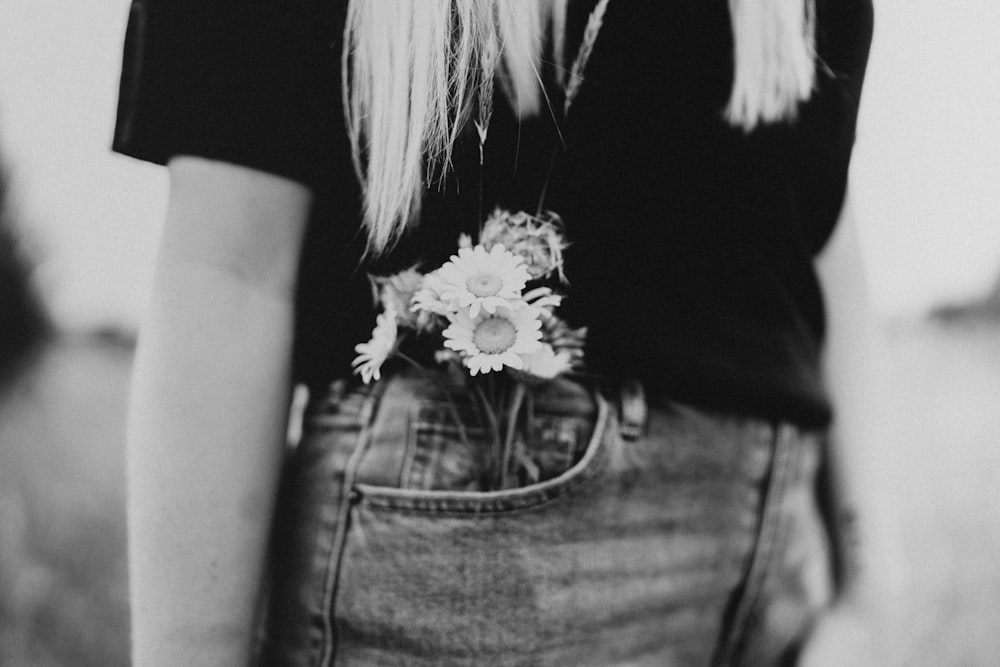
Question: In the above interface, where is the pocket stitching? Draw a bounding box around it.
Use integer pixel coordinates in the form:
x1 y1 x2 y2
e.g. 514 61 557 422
356 458 607 518
710 423 795 667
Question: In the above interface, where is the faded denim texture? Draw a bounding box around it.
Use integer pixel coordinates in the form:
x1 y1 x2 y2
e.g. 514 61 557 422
260 368 832 666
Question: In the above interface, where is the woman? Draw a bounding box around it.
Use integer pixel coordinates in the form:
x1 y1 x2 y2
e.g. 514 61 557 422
115 1 880 664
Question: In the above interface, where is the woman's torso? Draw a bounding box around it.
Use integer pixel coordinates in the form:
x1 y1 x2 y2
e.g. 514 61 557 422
294 0 874 429
112 0 874 429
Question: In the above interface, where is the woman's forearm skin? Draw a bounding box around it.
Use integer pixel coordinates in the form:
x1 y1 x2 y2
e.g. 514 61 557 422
126 157 311 666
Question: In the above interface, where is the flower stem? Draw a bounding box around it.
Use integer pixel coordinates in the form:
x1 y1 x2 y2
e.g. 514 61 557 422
472 381 503 489
501 383 527 489
526 389 536 441
393 351 474 459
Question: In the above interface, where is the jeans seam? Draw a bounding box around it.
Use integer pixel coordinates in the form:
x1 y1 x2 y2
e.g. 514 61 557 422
398 400 422 489
711 423 795 667
356 462 607 518
316 384 384 667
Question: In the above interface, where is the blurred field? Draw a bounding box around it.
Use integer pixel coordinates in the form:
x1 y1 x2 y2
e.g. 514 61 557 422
0 334 131 667
877 318 1000 664
0 320 998 665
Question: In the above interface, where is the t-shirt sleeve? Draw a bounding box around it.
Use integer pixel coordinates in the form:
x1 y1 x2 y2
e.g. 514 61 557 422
794 0 874 253
112 0 348 187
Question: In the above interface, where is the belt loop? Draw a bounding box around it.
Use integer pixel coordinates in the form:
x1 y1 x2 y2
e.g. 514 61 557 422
618 378 648 442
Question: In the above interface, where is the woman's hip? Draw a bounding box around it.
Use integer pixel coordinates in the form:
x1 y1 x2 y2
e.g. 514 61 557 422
259 369 833 666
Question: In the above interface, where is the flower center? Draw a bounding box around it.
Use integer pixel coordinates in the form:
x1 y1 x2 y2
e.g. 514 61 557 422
473 316 517 354
466 273 503 298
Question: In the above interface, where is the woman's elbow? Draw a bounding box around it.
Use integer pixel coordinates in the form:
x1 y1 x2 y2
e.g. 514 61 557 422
156 156 313 301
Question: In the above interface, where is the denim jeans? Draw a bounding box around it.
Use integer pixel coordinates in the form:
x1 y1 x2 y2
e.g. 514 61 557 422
259 368 833 666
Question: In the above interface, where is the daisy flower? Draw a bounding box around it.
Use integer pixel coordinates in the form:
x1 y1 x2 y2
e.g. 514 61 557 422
519 344 574 381
410 269 456 332
411 270 452 314
372 268 423 328
437 244 531 318
443 305 543 376
352 305 398 383
523 286 563 313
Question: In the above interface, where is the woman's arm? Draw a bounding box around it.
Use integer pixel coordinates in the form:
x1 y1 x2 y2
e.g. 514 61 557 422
815 198 903 599
800 199 902 664
126 156 311 666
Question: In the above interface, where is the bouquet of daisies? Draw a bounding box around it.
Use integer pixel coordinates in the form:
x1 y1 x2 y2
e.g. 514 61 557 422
352 209 587 490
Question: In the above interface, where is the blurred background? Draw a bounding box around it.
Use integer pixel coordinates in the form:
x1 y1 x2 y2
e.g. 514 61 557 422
1 0 999 664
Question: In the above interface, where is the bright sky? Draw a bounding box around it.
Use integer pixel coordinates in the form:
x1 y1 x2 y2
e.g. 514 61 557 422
0 0 998 329
851 0 1000 314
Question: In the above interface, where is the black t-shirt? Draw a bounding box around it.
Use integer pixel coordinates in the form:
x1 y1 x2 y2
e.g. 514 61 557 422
114 0 873 428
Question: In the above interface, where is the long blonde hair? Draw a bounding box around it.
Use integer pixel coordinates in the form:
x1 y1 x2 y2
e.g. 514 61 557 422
343 0 817 253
